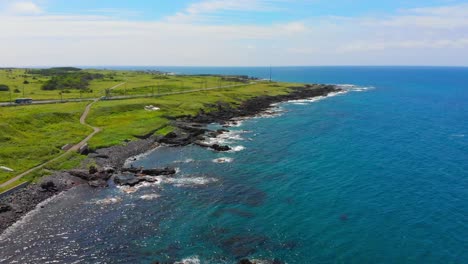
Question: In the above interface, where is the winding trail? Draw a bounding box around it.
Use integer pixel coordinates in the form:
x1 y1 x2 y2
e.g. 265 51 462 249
0 81 250 188
0 83 126 188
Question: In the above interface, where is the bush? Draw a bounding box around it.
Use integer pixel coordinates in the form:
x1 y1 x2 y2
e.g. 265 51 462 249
0 84 9 91
23 80 29 84
13 88 20 93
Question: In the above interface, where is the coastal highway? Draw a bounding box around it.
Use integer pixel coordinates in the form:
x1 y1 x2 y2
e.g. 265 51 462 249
0 82 255 107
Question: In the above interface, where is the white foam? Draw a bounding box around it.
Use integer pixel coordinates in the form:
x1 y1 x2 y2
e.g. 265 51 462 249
213 157 234 163
174 256 200 264
163 177 218 187
203 130 246 145
229 146 245 152
451 134 465 138
94 197 122 205
174 158 195 164
140 194 161 200
223 120 243 127
336 84 375 92
117 181 161 194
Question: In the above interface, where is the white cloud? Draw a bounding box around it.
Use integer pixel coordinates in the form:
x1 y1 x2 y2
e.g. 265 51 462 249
165 0 283 23
0 1 467 66
5 1 42 15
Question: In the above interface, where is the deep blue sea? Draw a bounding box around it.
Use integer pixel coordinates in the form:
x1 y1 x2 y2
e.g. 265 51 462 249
1 67 467 263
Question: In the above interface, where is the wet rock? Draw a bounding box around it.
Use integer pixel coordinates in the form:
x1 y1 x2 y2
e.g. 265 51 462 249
88 179 108 188
238 259 253 264
102 166 116 173
121 167 176 176
0 204 12 213
113 172 141 186
211 144 231 152
40 181 58 192
68 169 95 181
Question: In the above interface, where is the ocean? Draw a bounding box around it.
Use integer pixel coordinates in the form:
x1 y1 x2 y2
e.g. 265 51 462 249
1 67 467 263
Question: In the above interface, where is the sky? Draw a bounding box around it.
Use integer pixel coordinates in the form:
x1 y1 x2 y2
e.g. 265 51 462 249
1 0 468 66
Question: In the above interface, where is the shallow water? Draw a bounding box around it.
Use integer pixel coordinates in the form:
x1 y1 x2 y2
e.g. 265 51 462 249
1 67 467 263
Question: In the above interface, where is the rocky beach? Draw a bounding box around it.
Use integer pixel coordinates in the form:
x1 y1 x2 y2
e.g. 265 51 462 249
0 84 340 241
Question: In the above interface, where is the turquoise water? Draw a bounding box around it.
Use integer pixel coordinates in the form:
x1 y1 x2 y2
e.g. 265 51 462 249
1 67 467 263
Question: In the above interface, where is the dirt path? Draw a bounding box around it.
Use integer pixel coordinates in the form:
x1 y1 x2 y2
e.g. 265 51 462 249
0 81 246 188
0 84 127 188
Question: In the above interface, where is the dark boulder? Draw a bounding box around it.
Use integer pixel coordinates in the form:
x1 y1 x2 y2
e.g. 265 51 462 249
238 259 253 264
0 204 12 213
121 167 176 176
68 169 95 181
40 181 58 192
113 172 142 186
211 144 231 152
88 179 108 188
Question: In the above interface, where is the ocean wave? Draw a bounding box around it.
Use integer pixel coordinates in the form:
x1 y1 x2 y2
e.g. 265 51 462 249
450 134 465 138
213 157 234 163
94 197 122 205
163 177 218 188
140 194 161 200
223 120 244 127
336 84 375 92
203 130 246 145
174 256 200 264
229 146 245 152
174 158 195 164
117 181 161 194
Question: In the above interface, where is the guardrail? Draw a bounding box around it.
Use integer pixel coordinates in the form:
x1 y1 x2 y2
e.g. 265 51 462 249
0 182 30 198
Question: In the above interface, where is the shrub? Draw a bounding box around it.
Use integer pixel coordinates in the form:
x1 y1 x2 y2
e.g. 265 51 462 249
0 84 9 91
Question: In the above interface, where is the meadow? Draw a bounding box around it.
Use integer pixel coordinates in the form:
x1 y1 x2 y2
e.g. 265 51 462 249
0 68 297 187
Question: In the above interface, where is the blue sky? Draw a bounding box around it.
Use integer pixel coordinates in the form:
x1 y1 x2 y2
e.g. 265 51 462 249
1 0 468 66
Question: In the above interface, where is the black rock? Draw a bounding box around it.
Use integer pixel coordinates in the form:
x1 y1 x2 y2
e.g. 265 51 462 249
113 172 142 186
40 181 58 192
211 144 231 152
0 204 12 213
88 179 108 188
238 259 253 264
121 167 176 176
68 169 95 181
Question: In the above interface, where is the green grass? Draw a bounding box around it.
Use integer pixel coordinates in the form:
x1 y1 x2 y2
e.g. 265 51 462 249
87 81 293 149
0 102 91 184
0 69 246 102
0 69 304 185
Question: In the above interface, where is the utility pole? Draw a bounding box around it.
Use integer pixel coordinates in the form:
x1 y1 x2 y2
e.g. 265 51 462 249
269 66 272 82
22 85 25 97
9 88 12 105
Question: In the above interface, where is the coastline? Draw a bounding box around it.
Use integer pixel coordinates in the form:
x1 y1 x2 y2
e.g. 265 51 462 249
0 84 340 235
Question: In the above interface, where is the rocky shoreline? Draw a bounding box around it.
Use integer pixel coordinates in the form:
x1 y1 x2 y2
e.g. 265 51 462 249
0 84 340 235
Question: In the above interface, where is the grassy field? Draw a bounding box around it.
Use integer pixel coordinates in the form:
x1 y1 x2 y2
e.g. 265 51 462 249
87 81 292 148
0 68 299 186
0 102 91 184
0 68 244 102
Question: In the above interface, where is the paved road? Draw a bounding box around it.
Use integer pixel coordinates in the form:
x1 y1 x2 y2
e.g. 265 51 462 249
0 82 127 107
